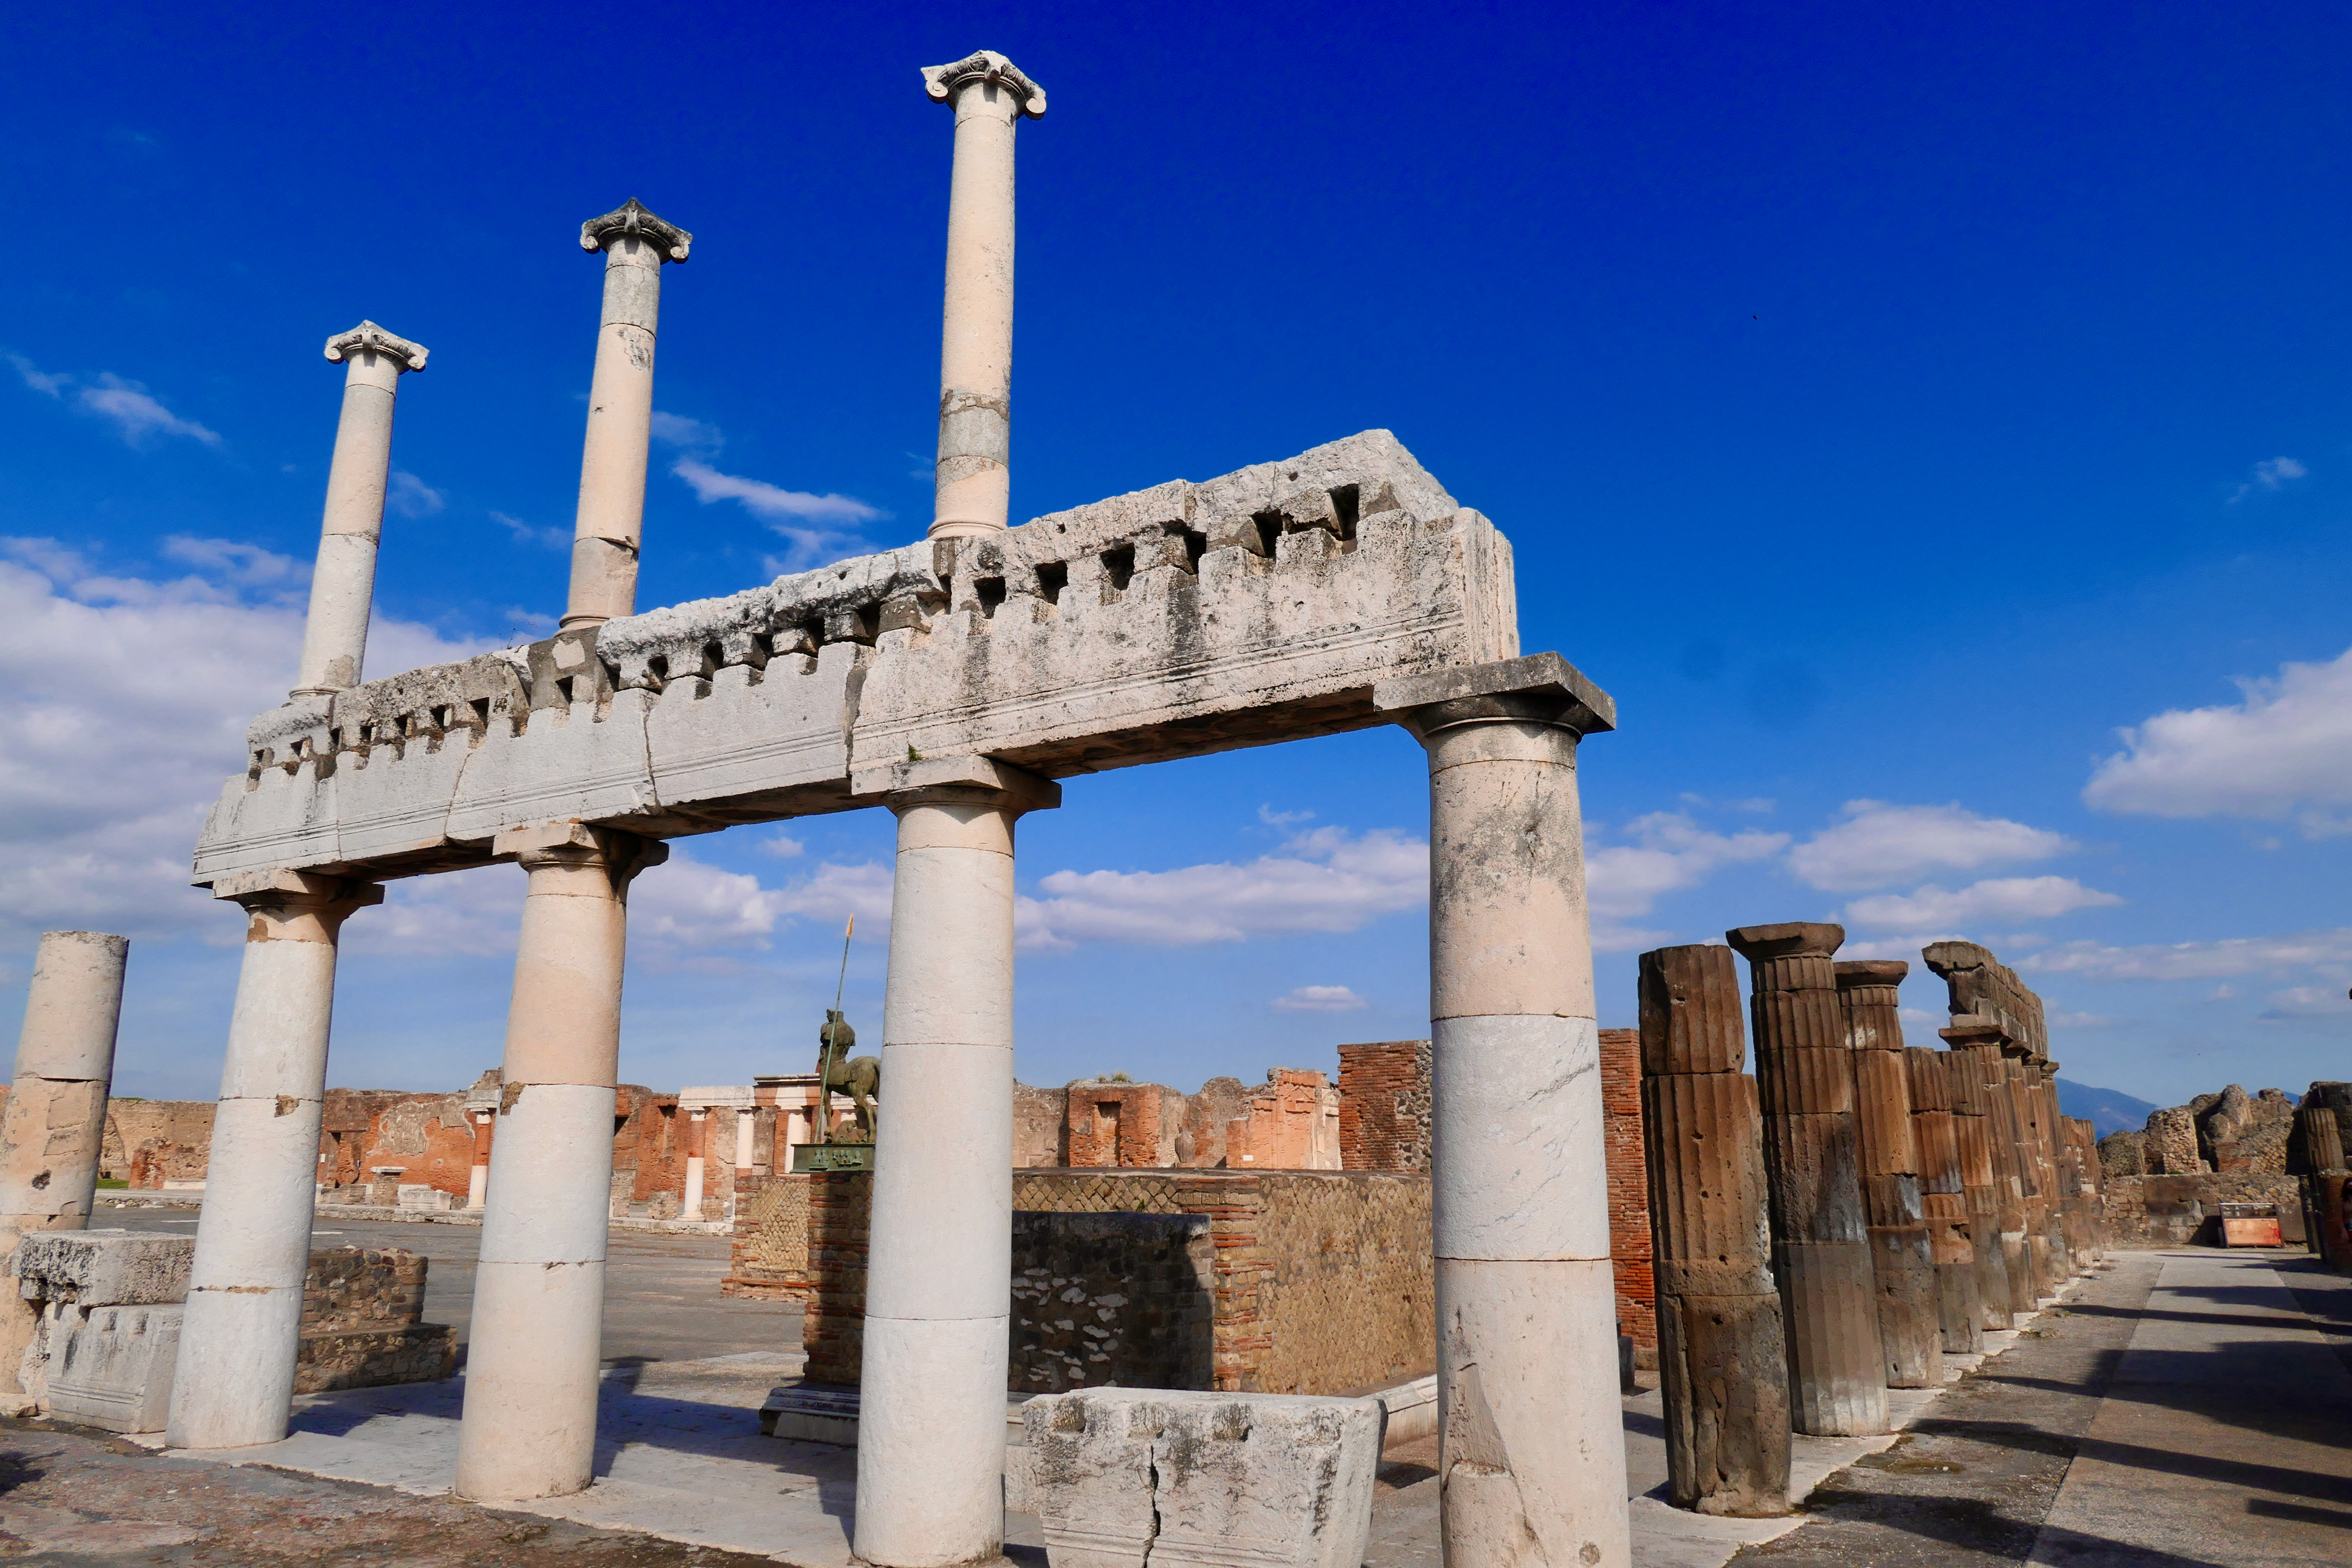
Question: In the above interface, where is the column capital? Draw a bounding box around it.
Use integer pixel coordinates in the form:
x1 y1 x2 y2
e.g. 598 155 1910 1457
492 820 671 879
323 321 428 372
581 198 692 262
1373 652 1615 740
1725 922 1845 963
854 754 1061 815
1834 959 1908 992
922 50 1046 117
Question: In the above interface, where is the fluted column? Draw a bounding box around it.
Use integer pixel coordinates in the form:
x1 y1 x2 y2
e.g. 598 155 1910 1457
921 50 1046 539
168 872 381 1449
1903 1047 1983 1354
1834 962 1941 1388
1947 1032 2034 1318
2006 1059 2056 1301
2295 1105 2349 1268
563 200 691 629
0 931 129 1407
1638 943 1790 1517
1727 922 1887 1436
854 757 1058 1568
1375 655 1629 1568
291 323 427 696
456 823 667 1502
1942 1035 2013 1329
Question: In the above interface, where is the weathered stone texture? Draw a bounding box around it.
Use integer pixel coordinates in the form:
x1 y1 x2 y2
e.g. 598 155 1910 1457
2099 1173 2303 1247
1010 1212 1215 1393
1336 1039 1431 1173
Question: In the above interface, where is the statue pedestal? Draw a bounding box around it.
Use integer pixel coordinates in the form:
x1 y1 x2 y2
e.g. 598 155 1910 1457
793 1143 875 1173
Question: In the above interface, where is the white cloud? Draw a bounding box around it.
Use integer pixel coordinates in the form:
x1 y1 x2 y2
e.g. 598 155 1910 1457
2258 985 2347 1020
1258 805 1315 828
649 411 723 452
8 353 222 448
672 459 882 527
2228 455 2307 504
1584 812 1787 949
2049 1009 2116 1029
769 860 896 931
387 471 446 518
759 832 805 859
159 536 306 592
491 511 569 551
2021 928 2352 982
2082 646 2352 836
1844 876 2122 931
1272 986 1367 1013
1788 801 2072 892
1017 827 1427 951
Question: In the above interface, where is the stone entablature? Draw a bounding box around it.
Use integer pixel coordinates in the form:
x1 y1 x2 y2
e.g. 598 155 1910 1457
193 432 1522 886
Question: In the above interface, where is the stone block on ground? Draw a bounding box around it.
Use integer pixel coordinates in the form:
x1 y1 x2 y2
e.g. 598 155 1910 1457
44 1304 181 1433
293 1324 456 1393
12 1231 192 1307
1023 1387 1383 1568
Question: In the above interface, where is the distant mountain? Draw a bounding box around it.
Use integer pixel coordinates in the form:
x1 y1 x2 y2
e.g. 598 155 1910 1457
2058 1079 2162 1138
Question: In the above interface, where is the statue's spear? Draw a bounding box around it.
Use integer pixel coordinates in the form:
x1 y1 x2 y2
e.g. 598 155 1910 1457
819 915 853 1145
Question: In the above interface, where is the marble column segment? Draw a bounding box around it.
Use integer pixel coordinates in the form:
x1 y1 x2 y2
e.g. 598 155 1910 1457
1725 922 1889 1438
852 756 1059 1568
455 824 668 1503
1374 652 1631 1568
466 1111 493 1210
0 931 129 1407
1637 942 1791 1518
920 50 1045 540
291 323 428 697
1903 1047 1983 1355
168 872 381 1450
1941 1034 2013 1329
563 199 691 630
1833 961 1942 1389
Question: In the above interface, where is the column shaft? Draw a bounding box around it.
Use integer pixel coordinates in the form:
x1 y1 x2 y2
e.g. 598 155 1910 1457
1945 1048 2014 1329
293 328 423 695
682 1110 707 1220
168 875 378 1449
1638 943 1790 1516
456 824 664 1502
1834 962 1942 1388
467 1112 493 1210
1728 924 1887 1437
856 766 1053 1568
1904 1047 1983 1355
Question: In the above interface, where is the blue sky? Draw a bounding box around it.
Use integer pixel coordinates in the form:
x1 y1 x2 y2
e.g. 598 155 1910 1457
4 3 2350 1110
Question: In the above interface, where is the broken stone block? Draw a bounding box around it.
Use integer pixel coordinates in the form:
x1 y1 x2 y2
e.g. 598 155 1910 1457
1022 1388 1383 1568
12 1231 191 1307
44 1304 181 1433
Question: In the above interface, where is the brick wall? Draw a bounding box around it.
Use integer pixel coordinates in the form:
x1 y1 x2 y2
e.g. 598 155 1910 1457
734 1168 1433 1395
2100 1172 2304 1247
302 1247 428 1333
1336 1040 1431 1172
1599 1027 1656 1360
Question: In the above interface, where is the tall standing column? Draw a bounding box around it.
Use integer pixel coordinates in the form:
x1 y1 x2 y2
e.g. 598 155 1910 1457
1375 654 1629 1568
1948 1034 2034 1318
455 824 667 1502
0 931 129 1406
681 1109 707 1220
168 872 381 1449
921 51 1046 539
1727 923 1888 1437
1638 943 1790 1517
1834 962 1941 1388
1904 1047 1983 1354
854 758 1058 1568
291 323 428 697
466 1110 493 1210
563 200 691 629
1942 1037 2013 1329
2006 1060 2056 1301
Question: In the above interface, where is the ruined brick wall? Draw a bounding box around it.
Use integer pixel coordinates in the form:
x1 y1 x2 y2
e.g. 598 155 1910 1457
101 1100 214 1185
2099 1173 2304 1246
1014 1082 1071 1167
302 1247 428 1333
338 1091 477 1198
1010 1212 1215 1393
1064 1082 1175 1167
1598 1027 1656 1359
745 1168 1433 1394
1337 1041 1432 1172
2143 1107 2205 1175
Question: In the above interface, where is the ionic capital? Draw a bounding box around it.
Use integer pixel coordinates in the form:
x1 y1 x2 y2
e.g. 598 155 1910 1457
922 50 1047 117
580 198 692 262
324 321 428 372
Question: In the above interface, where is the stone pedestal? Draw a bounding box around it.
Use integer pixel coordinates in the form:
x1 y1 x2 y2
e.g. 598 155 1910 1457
1834 962 1941 1389
1377 653 1629 1568
1903 1048 1983 1354
291 323 427 697
1638 943 1790 1516
455 824 666 1503
1727 923 1887 1437
168 873 379 1450
852 757 1057 1568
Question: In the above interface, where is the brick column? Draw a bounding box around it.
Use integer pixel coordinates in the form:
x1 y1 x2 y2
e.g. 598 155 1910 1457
1598 1027 1655 1368
1903 1048 1983 1354
1834 961 1941 1389
1638 944 1790 1516
1726 922 1887 1436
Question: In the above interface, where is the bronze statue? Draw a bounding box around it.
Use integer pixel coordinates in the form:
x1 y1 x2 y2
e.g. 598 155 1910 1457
817 1008 881 1142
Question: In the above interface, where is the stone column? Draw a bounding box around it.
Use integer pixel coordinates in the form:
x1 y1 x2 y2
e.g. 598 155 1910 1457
1638 943 1790 1517
682 1109 707 1220
736 1106 758 1174
2005 1060 2055 1301
1726 922 1887 1437
291 323 428 697
920 51 1046 539
455 824 667 1503
1941 1036 2013 1329
466 1111 493 1210
1903 1047 1983 1354
1833 962 1941 1389
1947 1034 2034 1318
1374 654 1629 1568
853 757 1058 1568
168 871 381 1449
0 930 129 1406
563 200 691 630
